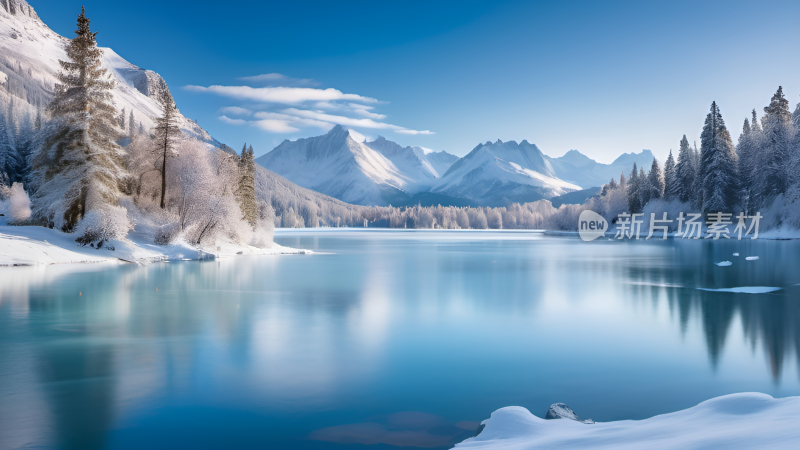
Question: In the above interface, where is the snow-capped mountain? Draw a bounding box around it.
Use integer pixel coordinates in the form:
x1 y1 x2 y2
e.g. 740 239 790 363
0 0 218 174
545 149 655 189
256 125 418 206
364 136 458 192
431 139 580 206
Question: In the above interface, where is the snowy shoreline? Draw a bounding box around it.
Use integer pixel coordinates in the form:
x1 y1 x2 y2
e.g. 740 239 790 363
0 224 309 267
457 393 800 449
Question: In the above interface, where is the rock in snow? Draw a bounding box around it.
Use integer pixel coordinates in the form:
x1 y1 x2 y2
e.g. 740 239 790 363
456 393 800 449
545 403 594 424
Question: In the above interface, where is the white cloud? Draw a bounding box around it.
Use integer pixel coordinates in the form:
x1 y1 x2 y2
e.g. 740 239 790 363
395 129 435 135
253 119 301 133
185 85 377 105
239 73 319 86
219 106 252 116
282 108 402 130
218 115 248 125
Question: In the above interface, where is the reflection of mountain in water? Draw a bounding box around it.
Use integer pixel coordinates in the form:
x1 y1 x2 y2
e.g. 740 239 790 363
625 240 800 382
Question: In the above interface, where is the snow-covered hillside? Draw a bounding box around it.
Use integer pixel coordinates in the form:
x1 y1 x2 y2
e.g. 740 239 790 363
256 125 417 206
431 139 580 206
546 149 655 189
0 0 218 181
457 393 800 449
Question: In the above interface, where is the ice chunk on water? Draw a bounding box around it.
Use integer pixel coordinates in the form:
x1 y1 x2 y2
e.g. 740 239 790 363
698 286 781 294
715 261 732 266
733 253 739 256
746 256 759 260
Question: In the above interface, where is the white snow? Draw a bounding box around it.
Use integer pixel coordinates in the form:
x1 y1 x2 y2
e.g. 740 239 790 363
0 71 7 84
456 393 800 450
715 261 732 266
733 252 739 256
697 286 782 294
0 225 307 266
746 256 759 260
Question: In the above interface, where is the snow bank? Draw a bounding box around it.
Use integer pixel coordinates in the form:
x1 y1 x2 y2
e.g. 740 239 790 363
0 225 308 266
457 393 800 450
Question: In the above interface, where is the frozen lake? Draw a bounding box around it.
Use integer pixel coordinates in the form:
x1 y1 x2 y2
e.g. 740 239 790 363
2 230 800 449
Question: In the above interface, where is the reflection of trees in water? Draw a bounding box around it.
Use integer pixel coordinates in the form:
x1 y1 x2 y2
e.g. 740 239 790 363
626 240 800 382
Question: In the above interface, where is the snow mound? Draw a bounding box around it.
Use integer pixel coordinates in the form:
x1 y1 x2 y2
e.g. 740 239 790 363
456 393 800 449
715 261 732 266
697 287 782 294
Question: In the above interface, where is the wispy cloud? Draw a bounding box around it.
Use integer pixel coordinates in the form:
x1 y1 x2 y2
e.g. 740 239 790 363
186 74 433 136
238 73 319 86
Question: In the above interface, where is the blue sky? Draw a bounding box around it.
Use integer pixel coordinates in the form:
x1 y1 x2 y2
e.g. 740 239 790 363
33 0 800 162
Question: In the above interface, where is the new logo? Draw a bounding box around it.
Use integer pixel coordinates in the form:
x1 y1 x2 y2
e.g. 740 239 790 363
578 210 607 241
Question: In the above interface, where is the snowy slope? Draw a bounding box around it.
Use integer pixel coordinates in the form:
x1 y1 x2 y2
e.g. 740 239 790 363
0 0 218 149
256 125 416 206
457 393 800 449
365 136 458 192
432 139 580 206
546 149 655 188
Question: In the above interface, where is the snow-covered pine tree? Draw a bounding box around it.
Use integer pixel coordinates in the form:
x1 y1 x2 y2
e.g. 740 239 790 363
699 102 739 213
663 150 677 200
619 172 626 191
153 88 181 209
736 116 756 212
236 144 258 228
647 158 664 201
118 107 126 130
30 7 127 239
627 162 641 213
128 109 136 139
674 135 695 204
754 87 793 208
638 165 649 207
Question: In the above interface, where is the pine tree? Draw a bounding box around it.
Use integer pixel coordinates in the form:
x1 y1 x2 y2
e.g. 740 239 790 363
736 116 755 212
754 86 793 207
638 165 649 206
675 135 695 204
627 162 642 213
699 102 738 213
118 107 126 130
34 110 42 131
31 7 126 235
647 158 664 201
153 89 181 209
236 144 258 228
128 109 136 138
663 150 677 200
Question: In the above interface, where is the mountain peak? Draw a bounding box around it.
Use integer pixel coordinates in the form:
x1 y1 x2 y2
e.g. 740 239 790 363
1 0 41 22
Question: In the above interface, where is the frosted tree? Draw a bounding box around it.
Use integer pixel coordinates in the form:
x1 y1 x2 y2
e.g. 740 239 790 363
675 135 695 204
699 102 738 213
663 150 677 200
736 116 756 212
236 144 258 228
118 107 126 130
627 162 642 213
30 7 128 240
638 165 649 206
128 109 136 139
754 87 793 208
153 89 181 208
647 158 664 201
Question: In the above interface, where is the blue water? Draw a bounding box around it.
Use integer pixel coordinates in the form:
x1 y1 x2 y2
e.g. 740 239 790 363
1 230 800 449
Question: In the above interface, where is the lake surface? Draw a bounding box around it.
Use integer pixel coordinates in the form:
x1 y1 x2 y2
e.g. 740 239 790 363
1 230 800 449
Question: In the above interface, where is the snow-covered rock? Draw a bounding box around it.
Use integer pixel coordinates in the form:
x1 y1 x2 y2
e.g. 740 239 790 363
431 139 580 206
457 393 800 449
545 403 594 423
256 125 416 206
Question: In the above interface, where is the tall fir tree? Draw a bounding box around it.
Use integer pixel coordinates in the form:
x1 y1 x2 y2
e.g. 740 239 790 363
754 86 793 208
638 165 649 206
626 162 642 213
236 144 258 229
153 89 181 209
647 158 664 201
736 116 756 213
675 135 695 204
663 150 677 200
699 102 738 213
31 7 126 233
128 109 136 139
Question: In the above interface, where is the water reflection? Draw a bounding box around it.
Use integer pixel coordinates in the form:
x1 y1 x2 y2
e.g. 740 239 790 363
0 232 799 449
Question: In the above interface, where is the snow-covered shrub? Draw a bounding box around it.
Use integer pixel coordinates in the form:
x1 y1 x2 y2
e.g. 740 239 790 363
74 204 131 246
0 182 32 223
641 198 690 232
